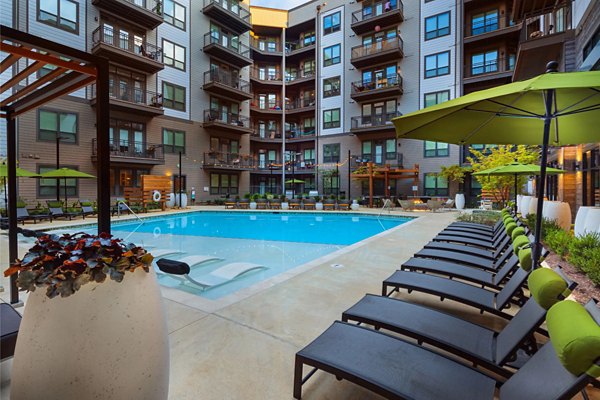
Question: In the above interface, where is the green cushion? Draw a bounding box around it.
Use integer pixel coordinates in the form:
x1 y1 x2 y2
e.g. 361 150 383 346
505 222 517 236
512 234 530 254
528 268 567 309
547 300 600 376
518 248 533 271
511 227 526 241
503 215 513 224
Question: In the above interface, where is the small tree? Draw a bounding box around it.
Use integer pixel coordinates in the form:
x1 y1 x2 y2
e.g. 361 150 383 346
438 165 467 192
468 145 539 206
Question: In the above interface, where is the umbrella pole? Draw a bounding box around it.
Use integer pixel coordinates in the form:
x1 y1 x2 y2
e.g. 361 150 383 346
514 174 518 214
532 86 555 269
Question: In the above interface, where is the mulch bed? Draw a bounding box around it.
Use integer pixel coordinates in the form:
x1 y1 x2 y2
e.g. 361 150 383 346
544 253 600 304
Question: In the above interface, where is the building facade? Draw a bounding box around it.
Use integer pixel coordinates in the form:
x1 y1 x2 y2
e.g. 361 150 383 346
1 0 596 207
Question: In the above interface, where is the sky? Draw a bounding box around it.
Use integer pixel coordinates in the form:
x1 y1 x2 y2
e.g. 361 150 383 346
250 0 311 10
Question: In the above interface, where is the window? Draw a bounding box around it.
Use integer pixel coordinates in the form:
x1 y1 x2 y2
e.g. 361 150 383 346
471 10 498 35
38 165 77 198
210 173 238 195
323 12 341 35
302 31 315 47
323 76 340 97
38 110 77 143
323 108 341 129
361 140 396 164
424 90 450 108
304 148 315 164
424 173 448 196
425 12 450 40
38 0 78 33
163 129 185 154
323 44 341 67
425 51 450 78
583 26 600 60
424 141 449 157
322 173 340 196
471 50 498 75
162 40 185 71
163 82 186 111
173 175 187 192
164 0 186 30
386 139 396 160
323 143 340 163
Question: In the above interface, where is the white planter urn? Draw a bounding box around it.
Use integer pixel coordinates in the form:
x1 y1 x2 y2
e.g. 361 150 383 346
455 193 465 210
249 201 257 210
351 200 359 211
315 202 324 211
575 206 600 237
11 268 170 400
175 193 187 208
528 197 539 216
583 208 600 236
542 201 571 231
281 202 289 210
520 195 533 217
166 193 175 208
516 194 523 214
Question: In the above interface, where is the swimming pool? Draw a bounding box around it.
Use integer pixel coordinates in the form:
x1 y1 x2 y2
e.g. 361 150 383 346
62 212 412 299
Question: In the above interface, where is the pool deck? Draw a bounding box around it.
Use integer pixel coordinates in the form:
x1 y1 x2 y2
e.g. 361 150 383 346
1 207 597 399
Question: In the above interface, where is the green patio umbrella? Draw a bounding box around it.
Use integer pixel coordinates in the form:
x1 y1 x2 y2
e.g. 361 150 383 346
285 179 305 184
473 162 565 213
393 62 600 268
39 168 96 207
0 163 40 211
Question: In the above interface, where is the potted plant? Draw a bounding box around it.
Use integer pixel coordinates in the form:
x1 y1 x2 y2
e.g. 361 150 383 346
315 195 323 211
249 193 260 209
439 165 467 210
351 198 360 211
281 196 290 210
5 232 169 400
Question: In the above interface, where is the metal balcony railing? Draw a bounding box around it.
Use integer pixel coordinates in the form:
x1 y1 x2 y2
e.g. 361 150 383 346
204 32 251 59
92 25 163 61
285 38 316 53
351 0 403 24
286 128 316 139
250 98 282 111
350 112 400 130
286 97 316 110
122 0 162 13
90 84 163 108
464 57 515 78
250 37 282 53
351 36 403 60
203 151 255 168
204 69 251 93
203 0 251 22
285 69 315 82
204 110 251 129
467 15 517 37
350 73 403 94
92 138 165 161
250 67 282 81
251 126 281 139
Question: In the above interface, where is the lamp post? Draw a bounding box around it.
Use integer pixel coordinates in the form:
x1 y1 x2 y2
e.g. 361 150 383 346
348 149 351 200
178 151 182 208
269 162 274 194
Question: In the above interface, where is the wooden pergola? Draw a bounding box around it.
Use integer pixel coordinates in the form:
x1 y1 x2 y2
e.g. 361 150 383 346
352 162 420 208
0 25 110 304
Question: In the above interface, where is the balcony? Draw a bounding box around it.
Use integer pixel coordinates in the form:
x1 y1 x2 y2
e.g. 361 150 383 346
463 57 515 85
250 38 283 58
203 110 252 134
463 17 522 44
350 0 404 35
89 84 164 116
350 36 403 68
350 73 403 102
285 70 315 86
350 112 400 134
202 0 252 35
249 67 283 85
286 98 315 115
92 138 165 165
251 127 282 142
202 151 255 170
203 70 252 101
286 128 316 142
285 40 316 59
92 0 163 30
250 99 283 115
91 25 163 73
203 32 252 68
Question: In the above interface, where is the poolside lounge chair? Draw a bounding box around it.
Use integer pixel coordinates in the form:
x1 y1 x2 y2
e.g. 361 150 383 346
289 199 301 210
303 199 315 210
269 199 281 209
1 302 21 361
14 207 51 224
79 201 96 219
256 199 268 209
46 201 80 220
441 198 455 210
323 201 335 211
156 259 267 290
342 267 576 379
294 299 600 400
398 199 414 211
337 201 350 210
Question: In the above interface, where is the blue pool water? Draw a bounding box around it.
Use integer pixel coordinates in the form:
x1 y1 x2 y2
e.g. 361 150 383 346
59 212 412 299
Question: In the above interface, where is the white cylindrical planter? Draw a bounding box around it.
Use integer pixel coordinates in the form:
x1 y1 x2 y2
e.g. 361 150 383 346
542 201 571 232
166 193 175 208
249 201 257 210
516 195 523 214
575 207 600 237
315 202 324 211
281 202 289 210
351 200 359 211
583 209 600 237
175 193 187 208
528 197 539 216
520 196 533 217
11 268 169 400
455 193 465 210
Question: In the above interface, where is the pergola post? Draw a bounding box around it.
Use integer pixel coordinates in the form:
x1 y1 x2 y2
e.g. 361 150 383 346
96 57 111 234
7 114 19 304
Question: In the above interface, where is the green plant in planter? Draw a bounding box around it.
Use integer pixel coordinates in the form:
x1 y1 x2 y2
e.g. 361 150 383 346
251 193 260 201
4 233 153 299
297 194 303 200
314 196 321 202
235 195 240 201
243 193 251 200
568 233 600 285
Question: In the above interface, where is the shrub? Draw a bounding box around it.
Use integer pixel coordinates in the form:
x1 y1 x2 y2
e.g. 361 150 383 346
455 211 501 226
568 232 600 274
524 214 562 240
544 229 572 259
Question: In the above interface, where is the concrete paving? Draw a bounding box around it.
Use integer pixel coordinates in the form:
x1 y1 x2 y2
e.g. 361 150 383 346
1 207 597 399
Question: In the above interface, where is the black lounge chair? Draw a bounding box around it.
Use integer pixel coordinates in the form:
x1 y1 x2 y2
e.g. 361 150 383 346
15 207 51 225
382 265 531 319
414 247 499 271
342 269 576 379
46 201 80 220
294 300 600 400
79 201 96 218
1 302 21 361
423 235 512 261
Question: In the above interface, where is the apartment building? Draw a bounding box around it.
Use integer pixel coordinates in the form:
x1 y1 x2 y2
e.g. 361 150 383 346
2 0 595 207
